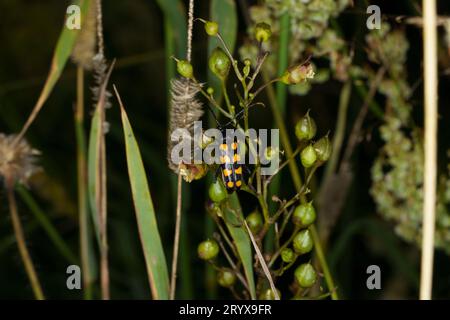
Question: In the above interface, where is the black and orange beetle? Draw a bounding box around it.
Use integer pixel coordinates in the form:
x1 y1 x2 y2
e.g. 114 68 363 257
207 108 251 194
217 130 244 193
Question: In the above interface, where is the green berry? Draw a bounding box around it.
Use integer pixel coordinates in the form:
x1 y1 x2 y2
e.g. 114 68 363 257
292 202 316 227
294 263 317 288
300 145 317 168
198 239 219 260
259 288 281 300
281 248 295 263
295 112 316 141
209 180 227 203
313 135 332 162
207 87 214 95
217 269 236 287
176 60 193 78
254 22 272 42
246 210 263 234
205 21 219 36
292 229 313 254
209 47 231 79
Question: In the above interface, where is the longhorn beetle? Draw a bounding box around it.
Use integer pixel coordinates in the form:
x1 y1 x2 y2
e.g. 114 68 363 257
206 106 257 193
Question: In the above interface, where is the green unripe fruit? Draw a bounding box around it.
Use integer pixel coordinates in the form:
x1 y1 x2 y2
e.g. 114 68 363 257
295 112 316 141
217 269 236 287
198 239 219 260
281 248 295 263
254 22 272 42
246 210 263 234
292 202 316 227
176 60 193 78
209 47 231 79
300 145 317 168
207 87 214 95
293 229 313 254
313 135 332 162
294 263 317 288
209 180 227 203
259 288 281 300
205 21 219 36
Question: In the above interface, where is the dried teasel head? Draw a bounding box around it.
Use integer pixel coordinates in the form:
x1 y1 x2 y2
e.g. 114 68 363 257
0 134 40 187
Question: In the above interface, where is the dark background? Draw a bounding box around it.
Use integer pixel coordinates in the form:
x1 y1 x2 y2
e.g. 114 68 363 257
0 0 449 299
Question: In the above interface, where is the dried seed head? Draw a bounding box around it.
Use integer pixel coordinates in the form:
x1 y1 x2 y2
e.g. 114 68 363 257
0 134 40 186
167 78 205 181
71 0 97 70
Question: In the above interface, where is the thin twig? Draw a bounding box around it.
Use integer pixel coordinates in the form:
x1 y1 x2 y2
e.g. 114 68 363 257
213 233 251 293
243 220 280 300
170 171 183 300
6 181 44 300
420 0 438 300
340 67 386 168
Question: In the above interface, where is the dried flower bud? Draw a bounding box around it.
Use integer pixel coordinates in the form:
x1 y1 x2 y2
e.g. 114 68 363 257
209 47 231 79
179 163 208 182
0 134 40 186
281 63 315 85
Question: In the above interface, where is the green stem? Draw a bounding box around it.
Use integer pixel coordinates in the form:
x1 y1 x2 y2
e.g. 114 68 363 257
16 186 78 265
164 15 194 299
7 183 45 300
323 80 352 180
75 66 94 299
262 70 338 299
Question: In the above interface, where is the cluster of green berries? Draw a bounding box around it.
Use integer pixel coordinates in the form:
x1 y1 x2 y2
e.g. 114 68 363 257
295 111 331 168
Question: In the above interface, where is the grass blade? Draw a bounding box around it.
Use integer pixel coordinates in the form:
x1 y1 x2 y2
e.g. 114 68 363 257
155 0 187 58
223 194 256 299
207 0 238 102
114 86 170 300
16 0 89 141
16 185 78 265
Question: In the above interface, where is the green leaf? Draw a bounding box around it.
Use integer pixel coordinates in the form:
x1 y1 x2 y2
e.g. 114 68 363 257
87 108 101 245
17 0 89 136
115 87 170 300
155 0 187 58
223 194 256 299
207 0 238 102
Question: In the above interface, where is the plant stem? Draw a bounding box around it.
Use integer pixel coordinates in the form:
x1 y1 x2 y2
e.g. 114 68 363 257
6 182 44 300
75 66 94 299
323 80 352 180
262 70 338 299
420 0 438 300
170 171 183 300
17 185 77 265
